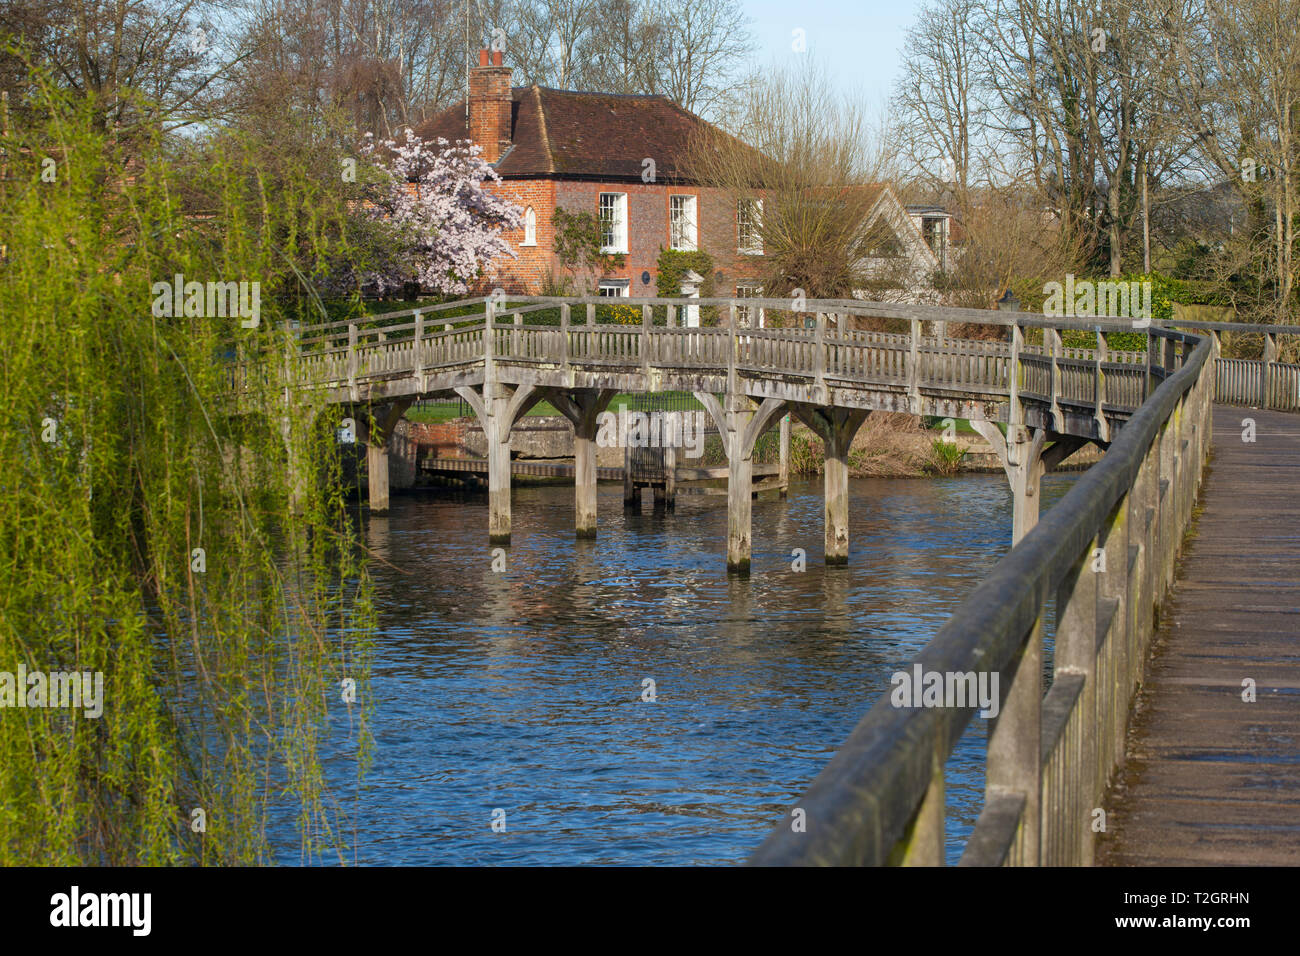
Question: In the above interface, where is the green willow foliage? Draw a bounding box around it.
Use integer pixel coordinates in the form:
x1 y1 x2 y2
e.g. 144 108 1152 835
0 86 376 864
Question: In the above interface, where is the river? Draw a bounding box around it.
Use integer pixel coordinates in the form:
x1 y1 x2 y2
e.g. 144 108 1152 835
290 472 1076 866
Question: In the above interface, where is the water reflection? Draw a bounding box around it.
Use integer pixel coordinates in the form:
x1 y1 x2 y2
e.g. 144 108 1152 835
291 472 1076 865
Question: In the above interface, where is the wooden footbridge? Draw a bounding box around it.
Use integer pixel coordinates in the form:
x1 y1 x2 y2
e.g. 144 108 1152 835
240 296 1298 866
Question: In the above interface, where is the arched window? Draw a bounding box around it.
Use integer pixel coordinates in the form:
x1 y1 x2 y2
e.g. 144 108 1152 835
523 207 537 246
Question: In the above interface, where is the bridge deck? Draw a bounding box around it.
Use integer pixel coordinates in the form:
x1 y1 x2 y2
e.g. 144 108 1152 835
1098 406 1300 865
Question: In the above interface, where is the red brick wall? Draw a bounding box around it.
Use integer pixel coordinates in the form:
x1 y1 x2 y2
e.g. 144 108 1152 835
475 178 765 299
406 420 469 458
468 64 512 163
482 179 558 293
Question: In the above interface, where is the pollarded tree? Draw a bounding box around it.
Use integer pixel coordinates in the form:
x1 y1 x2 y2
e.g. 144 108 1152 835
360 130 523 295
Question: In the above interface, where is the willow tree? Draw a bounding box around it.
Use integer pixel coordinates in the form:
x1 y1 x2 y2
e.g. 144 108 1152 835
0 80 377 865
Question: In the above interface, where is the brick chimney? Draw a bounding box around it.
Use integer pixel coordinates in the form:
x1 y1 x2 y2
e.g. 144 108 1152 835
469 49 512 163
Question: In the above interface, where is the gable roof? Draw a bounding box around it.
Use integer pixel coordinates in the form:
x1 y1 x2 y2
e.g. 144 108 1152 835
413 85 722 182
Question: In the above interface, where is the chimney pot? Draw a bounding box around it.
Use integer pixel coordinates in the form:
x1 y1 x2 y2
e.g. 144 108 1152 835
478 49 490 67
492 50 503 67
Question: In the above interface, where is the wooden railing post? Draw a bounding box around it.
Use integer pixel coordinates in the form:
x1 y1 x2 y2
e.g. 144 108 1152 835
346 322 357 392
413 310 424 390
561 302 570 372
908 318 922 413
815 311 827 402
729 300 739 394
1143 330 1155 400
896 754 944 866
1047 325 1063 426
1263 331 1277 408
1051 537 1099 865
643 302 653 377
1009 323 1024 429
1094 329 1109 441
986 614 1043 865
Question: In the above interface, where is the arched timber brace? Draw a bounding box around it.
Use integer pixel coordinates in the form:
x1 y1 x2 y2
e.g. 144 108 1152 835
696 392 787 573
791 405 871 564
544 387 618 538
455 382 544 544
357 398 413 513
972 421 1095 545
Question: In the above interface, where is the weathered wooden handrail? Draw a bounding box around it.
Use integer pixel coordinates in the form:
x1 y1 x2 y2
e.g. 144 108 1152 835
747 326 1215 866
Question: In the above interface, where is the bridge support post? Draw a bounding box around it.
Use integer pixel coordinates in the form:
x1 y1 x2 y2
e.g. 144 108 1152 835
455 382 543 545
546 388 618 537
279 410 309 516
357 399 412 514
778 414 790 498
623 445 638 511
792 405 870 564
972 422 1091 546
654 446 677 510
367 443 390 511
697 392 787 573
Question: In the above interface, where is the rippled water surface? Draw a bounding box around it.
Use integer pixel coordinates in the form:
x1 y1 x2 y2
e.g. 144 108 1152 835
282 472 1075 865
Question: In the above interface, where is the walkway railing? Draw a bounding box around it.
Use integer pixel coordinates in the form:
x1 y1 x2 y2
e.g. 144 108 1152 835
1169 320 1300 411
275 296 1183 426
748 326 1215 865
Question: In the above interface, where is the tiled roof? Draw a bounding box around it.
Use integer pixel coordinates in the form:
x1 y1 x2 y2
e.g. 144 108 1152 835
413 85 725 182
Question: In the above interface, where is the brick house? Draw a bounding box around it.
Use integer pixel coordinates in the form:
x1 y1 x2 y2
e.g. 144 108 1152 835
413 50 766 319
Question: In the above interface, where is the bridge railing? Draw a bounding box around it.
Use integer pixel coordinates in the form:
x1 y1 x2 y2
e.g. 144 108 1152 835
284 296 1176 425
245 298 1263 442
747 325 1215 866
1168 320 1300 411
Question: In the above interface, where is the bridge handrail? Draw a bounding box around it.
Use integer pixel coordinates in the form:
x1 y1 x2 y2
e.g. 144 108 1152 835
748 326 1214 866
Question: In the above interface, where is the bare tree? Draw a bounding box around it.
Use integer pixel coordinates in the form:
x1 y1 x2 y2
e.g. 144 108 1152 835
688 59 909 303
1165 0 1300 324
655 0 752 119
1 0 240 134
892 0 989 208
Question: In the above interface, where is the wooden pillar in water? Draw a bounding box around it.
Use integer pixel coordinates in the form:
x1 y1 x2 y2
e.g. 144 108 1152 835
485 386 513 544
664 446 676 509
573 409 600 535
778 414 790 498
623 444 638 511
367 441 390 512
455 312 540 545
791 405 869 564
357 400 411 515
547 388 617 538
973 421 1088 547
701 393 789 573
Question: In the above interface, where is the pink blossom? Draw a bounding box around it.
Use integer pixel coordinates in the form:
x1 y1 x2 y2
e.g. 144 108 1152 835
360 130 522 295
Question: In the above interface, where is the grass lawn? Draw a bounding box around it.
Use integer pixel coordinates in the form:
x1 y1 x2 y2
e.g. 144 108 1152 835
923 416 1006 436
405 390 709 424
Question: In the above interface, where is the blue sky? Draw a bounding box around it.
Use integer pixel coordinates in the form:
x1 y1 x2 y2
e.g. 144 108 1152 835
745 0 926 112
